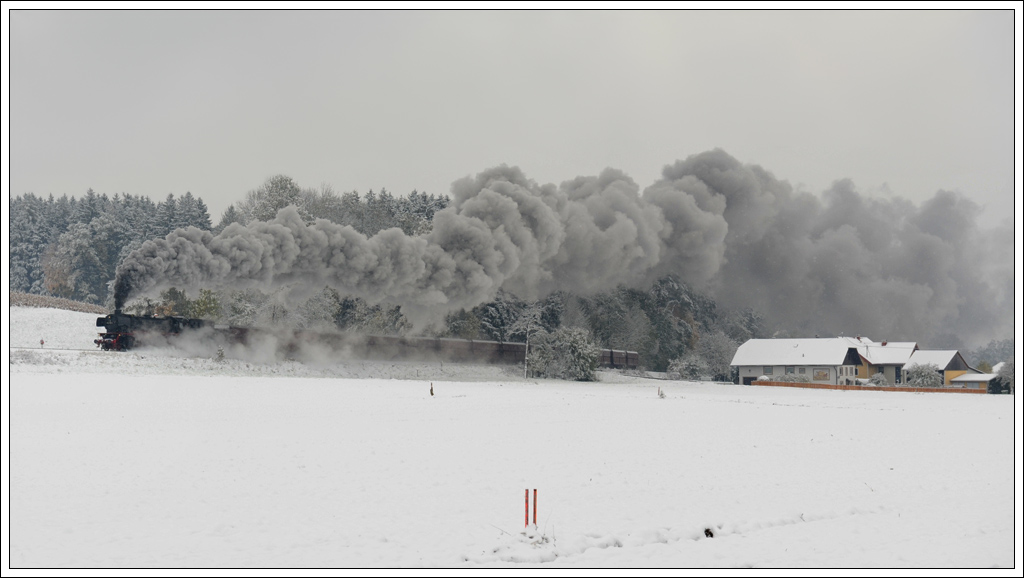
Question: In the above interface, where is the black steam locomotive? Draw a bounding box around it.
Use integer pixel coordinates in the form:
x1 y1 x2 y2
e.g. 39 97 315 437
94 311 640 369
95 310 209 351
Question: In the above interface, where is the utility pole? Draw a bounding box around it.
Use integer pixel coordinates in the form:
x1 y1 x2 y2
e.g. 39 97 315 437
524 317 531 379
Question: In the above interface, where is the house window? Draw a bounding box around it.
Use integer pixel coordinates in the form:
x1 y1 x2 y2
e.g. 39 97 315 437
763 366 773 375
786 366 795 374
798 367 805 374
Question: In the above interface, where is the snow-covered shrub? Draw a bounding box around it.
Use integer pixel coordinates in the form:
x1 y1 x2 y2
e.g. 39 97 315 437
774 374 811 383
666 332 739 382
667 352 709 381
868 372 890 386
528 327 600 381
905 363 943 387
997 359 1014 393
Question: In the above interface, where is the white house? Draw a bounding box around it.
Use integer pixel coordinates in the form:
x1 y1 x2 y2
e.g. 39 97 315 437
730 336 966 387
730 337 864 385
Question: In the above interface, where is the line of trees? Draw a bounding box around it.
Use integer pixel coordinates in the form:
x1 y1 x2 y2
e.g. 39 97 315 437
9 175 451 307
10 189 212 303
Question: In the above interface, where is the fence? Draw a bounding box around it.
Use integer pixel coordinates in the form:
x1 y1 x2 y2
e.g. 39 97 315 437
751 380 987 394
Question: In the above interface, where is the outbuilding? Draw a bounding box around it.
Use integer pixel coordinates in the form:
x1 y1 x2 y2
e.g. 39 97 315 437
949 373 998 391
903 350 973 385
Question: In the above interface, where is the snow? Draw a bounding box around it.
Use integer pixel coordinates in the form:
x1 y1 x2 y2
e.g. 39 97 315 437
6 307 1022 570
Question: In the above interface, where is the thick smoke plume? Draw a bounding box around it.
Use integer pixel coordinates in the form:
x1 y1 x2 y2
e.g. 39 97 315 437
114 150 1013 348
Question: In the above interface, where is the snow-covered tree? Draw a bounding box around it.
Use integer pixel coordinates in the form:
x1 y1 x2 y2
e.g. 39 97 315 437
252 289 305 328
300 183 346 224
905 363 943 387
695 330 739 381
299 287 343 330
226 289 267 326
175 191 212 231
338 191 364 230
444 309 481 340
476 290 524 343
528 327 600 381
238 175 305 223
215 204 246 232
152 193 178 238
72 188 107 225
9 193 51 293
558 294 591 334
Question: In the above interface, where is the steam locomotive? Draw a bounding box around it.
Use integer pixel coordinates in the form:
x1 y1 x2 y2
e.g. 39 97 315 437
95 310 208 351
94 311 640 369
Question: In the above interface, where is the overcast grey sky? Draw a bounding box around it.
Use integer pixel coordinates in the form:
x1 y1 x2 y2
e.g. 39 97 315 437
8 9 1017 221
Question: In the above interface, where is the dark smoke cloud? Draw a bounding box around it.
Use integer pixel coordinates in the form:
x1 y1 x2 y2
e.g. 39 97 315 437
114 163 728 324
114 149 1012 348
654 149 1012 348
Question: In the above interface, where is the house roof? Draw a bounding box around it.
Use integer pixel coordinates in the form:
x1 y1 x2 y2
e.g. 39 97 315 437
730 338 858 367
855 341 918 365
951 373 997 383
904 350 961 371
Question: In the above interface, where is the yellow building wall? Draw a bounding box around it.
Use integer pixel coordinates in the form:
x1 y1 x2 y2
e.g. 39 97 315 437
945 369 969 385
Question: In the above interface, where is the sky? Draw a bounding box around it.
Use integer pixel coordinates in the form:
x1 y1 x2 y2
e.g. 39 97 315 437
7 8 1020 222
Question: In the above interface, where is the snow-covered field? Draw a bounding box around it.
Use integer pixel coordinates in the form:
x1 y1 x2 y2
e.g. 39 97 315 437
6 307 1021 569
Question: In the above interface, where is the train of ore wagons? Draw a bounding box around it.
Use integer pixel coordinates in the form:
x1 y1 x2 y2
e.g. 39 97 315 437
95 310 640 369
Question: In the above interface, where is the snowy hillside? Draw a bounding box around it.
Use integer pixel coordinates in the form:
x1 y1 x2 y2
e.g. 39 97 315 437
7 307 1020 568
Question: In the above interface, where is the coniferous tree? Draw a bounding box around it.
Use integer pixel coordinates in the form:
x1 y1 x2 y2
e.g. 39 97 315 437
215 205 245 232
153 193 177 238
476 290 524 343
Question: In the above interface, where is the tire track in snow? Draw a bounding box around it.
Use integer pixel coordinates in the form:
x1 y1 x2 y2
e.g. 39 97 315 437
464 505 887 565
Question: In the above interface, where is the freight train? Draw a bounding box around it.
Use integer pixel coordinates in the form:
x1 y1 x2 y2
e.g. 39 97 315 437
95 311 640 369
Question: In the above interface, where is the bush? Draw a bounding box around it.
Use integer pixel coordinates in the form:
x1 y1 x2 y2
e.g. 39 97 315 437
774 374 811 383
905 363 943 387
528 327 600 381
868 372 890 386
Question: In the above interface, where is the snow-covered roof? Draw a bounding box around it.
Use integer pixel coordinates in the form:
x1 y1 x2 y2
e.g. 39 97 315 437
991 362 1005 374
730 338 857 367
855 341 918 366
903 350 960 371
951 373 998 383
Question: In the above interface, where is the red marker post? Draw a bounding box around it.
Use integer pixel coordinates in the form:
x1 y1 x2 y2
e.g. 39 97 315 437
525 489 529 528
533 489 537 526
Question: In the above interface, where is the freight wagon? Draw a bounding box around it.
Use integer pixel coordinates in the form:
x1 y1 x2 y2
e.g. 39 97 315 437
95 311 640 369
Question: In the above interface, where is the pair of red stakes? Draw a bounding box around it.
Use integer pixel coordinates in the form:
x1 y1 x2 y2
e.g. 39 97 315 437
525 489 537 527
